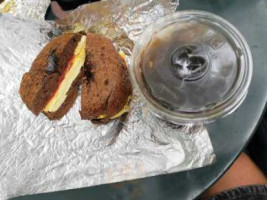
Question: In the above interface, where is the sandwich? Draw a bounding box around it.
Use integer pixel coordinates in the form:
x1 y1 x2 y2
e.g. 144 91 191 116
19 33 86 120
80 33 132 123
19 32 132 123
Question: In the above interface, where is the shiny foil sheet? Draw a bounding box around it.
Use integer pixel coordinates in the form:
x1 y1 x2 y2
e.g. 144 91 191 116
0 1 215 199
56 0 179 64
0 0 50 20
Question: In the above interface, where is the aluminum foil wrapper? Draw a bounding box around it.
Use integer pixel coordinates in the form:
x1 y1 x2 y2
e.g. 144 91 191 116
0 1 215 199
56 0 179 64
0 0 50 20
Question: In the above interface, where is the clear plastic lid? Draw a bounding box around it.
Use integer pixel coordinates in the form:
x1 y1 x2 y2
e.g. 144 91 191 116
131 10 253 125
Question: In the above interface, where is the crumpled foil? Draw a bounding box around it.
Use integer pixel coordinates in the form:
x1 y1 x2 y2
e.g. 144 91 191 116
0 1 215 199
0 0 50 20
56 0 179 64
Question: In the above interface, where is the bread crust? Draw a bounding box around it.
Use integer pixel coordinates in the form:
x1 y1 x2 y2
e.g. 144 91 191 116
80 33 132 122
19 33 82 119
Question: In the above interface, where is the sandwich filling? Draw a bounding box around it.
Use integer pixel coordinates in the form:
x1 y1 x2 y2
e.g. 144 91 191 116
43 35 86 113
97 96 131 120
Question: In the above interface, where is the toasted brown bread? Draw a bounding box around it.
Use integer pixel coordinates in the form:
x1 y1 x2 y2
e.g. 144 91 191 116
19 33 82 119
80 33 132 122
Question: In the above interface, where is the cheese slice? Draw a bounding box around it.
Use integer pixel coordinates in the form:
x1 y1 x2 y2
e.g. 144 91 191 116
110 101 130 119
119 51 126 60
43 35 86 113
97 96 131 120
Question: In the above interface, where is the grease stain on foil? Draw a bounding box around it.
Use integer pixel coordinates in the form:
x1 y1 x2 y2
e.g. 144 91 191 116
0 0 50 20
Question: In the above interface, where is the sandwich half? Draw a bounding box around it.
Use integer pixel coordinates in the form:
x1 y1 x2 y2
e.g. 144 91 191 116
80 33 132 123
19 33 86 120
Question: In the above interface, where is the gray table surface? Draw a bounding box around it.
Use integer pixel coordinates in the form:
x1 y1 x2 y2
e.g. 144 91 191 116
12 0 267 199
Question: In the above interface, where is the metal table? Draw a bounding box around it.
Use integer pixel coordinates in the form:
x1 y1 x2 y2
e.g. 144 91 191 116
12 0 267 199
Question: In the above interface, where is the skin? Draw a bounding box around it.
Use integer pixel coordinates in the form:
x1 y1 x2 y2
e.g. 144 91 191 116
51 1 69 19
203 153 267 199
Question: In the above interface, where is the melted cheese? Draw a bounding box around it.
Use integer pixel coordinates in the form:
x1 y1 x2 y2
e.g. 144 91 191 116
110 101 130 119
43 35 86 113
119 51 126 60
97 96 131 120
